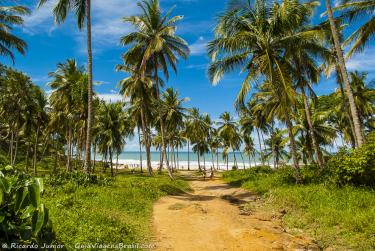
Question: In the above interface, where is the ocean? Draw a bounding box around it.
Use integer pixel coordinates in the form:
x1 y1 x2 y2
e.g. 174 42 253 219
101 151 263 170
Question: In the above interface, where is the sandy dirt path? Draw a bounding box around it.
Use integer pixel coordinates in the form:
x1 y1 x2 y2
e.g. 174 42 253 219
152 174 319 251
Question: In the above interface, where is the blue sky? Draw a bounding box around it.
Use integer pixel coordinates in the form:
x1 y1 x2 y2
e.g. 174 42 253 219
5 0 375 150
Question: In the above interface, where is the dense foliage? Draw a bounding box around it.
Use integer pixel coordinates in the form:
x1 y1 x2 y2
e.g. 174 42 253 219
328 132 375 186
0 165 53 244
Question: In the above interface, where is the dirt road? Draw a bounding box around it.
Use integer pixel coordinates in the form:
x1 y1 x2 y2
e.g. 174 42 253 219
152 175 319 251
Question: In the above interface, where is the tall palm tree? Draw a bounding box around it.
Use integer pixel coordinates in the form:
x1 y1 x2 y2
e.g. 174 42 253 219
264 128 288 168
323 0 365 146
217 112 242 169
208 0 331 181
96 101 132 177
0 4 30 62
332 0 375 59
49 59 86 171
158 87 188 171
243 134 257 168
117 65 155 175
121 0 189 178
188 108 210 171
38 0 94 171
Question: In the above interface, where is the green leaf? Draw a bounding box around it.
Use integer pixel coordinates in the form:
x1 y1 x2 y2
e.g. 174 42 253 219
0 176 10 194
20 205 34 220
20 226 32 240
32 204 45 236
0 215 5 223
0 189 3 204
28 183 41 208
15 187 28 211
34 178 44 193
5 165 13 171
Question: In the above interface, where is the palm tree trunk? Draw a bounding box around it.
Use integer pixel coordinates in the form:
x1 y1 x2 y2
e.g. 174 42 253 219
337 71 357 147
301 88 324 169
211 151 215 170
187 141 190 171
256 128 264 165
233 150 237 168
197 152 202 172
248 154 252 168
239 151 245 169
116 153 119 173
177 147 179 170
54 141 58 174
216 151 219 170
253 153 257 167
33 126 40 175
226 155 229 170
25 144 30 172
325 0 364 147
140 107 152 175
171 145 175 172
9 130 14 166
109 148 113 177
154 63 173 179
93 142 96 173
285 111 302 183
137 125 143 173
203 154 206 171
260 131 270 166
67 124 72 171
84 0 93 172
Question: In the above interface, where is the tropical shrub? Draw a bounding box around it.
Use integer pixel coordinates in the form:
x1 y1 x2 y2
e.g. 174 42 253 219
45 171 113 187
0 165 54 244
328 132 375 186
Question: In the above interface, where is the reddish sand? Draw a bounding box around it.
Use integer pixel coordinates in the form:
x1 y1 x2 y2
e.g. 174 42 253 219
152 174 319 251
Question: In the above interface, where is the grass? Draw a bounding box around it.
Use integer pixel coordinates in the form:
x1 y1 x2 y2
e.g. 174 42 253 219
222 167 375 250
41 170 189 249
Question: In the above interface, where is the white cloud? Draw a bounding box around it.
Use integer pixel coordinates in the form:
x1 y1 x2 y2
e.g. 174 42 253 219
189 36 207 56
184 63 207 70
24 0 139 50
346 49 375 72
97 93 127 103
23 0 59 35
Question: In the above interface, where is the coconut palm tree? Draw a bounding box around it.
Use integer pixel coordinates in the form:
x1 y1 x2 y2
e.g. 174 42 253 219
49 59 86 171
208 0 330 181
96 101 133 176
251 81 302 182
217 112 242 169
117 65 155 175
121 0 189 178
264 129 288 168
323 0 365 146
332 0 375 59
243 134 257 168
0 4 30 62
38 0 94 171
188 108 210 171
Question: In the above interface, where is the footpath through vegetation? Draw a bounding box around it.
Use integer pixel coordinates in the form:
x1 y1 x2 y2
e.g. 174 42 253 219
153 172 318 251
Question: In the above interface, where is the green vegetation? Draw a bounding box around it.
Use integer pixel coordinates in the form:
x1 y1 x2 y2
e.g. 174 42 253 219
43 171 188 249
222 165 375 249
0 0 374 248
0 165 53 244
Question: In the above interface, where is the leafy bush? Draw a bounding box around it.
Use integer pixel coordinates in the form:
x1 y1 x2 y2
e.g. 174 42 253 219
45 171 113 187
328 132 375 186
0 165 54 244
